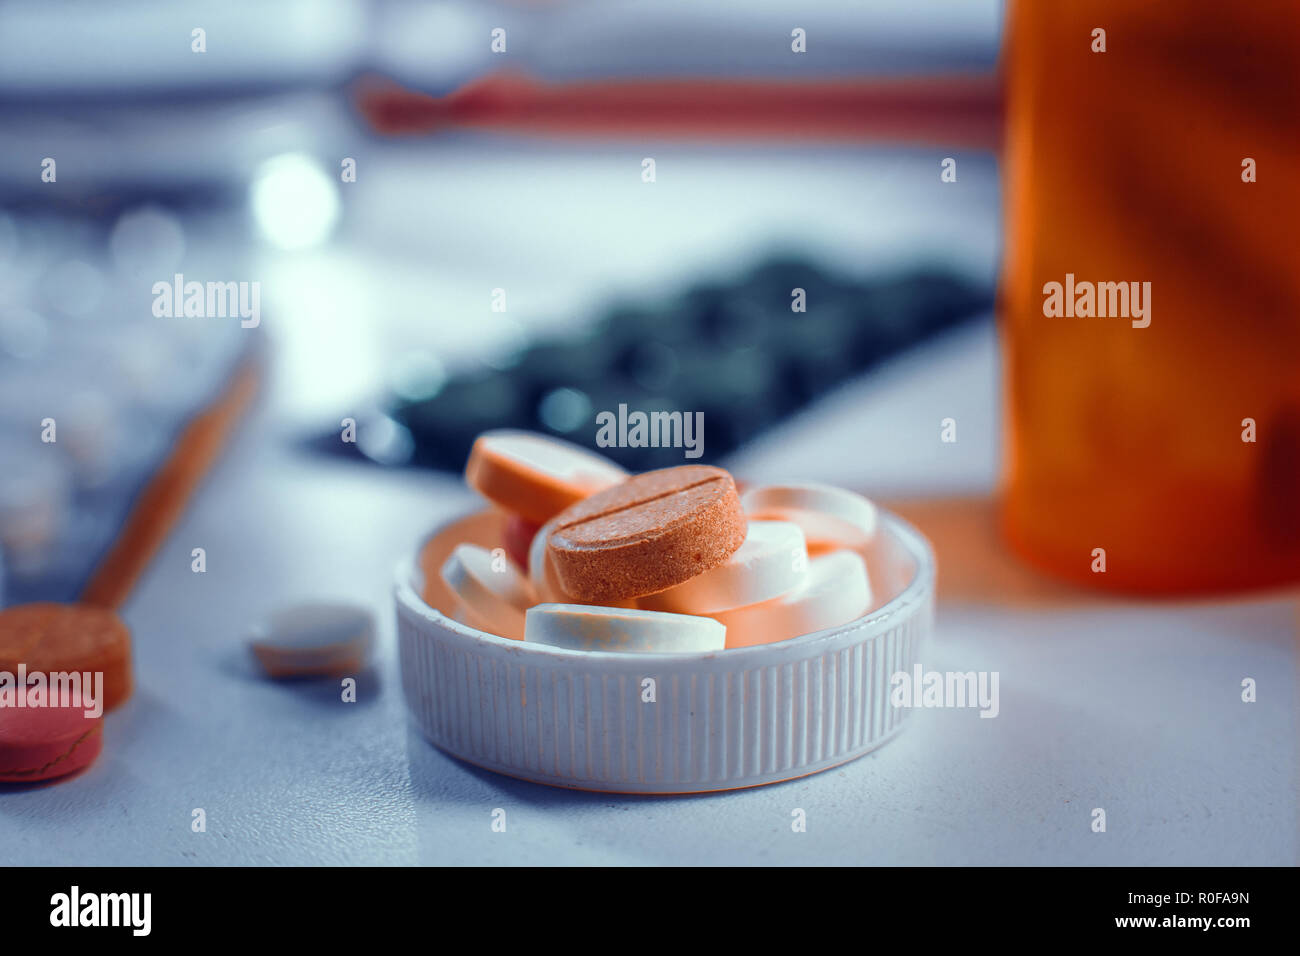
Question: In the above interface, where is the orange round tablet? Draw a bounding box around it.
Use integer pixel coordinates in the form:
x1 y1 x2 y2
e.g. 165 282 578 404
547 465 747 602
0 603 133 712
465 430 627 525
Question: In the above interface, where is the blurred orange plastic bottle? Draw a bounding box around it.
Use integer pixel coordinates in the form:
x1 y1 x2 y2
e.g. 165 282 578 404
1000 0 1300 593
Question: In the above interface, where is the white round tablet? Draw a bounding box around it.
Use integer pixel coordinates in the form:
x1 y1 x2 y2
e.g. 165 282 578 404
248 601 375 677
525 604 725 653
527 517 568 602
639 520 808 614
741 483 878 548
440 543 536 640
713 550 871 649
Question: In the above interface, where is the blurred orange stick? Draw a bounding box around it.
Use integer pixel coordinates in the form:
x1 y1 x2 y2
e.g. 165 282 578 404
80 358 260 610
355 71 1003 150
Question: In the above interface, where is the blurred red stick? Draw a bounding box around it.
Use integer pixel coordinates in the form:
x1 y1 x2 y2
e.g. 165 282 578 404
355 71 1003 149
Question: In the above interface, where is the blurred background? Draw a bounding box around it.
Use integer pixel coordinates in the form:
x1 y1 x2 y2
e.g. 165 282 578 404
2 0 1296 867
4 0 1298 602
0 0 1002 603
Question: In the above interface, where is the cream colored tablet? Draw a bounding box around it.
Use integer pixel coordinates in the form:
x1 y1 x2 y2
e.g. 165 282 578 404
248 602 374 679
639 520 808 614
713 550 871 649
741 483 878 548
525 604 725 653
465 430 627 524
527 517 568 603
440 544 536 640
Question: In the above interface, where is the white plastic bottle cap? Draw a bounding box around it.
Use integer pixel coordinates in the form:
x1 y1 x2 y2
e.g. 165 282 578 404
397 506 934 794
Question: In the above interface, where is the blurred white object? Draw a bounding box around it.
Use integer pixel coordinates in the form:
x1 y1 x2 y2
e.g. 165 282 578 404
0 307 50 361
251 153 340 250
109 207 187 278
44 259 105 317
0 0 367 93
0 431 73 574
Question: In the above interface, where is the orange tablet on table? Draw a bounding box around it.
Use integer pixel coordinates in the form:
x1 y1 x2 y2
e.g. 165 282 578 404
464 430 627 525
0 603 132 712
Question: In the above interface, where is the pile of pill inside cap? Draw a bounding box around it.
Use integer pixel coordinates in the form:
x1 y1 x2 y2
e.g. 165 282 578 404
439 429 877 652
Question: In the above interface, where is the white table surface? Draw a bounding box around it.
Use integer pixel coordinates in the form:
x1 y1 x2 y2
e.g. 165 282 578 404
1 144 1294 866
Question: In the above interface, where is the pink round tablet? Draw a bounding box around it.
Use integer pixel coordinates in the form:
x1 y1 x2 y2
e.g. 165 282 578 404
503 514 542 571
0 703 103 783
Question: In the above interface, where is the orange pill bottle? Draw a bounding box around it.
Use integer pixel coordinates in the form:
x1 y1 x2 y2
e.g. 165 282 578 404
999 0 1300 592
